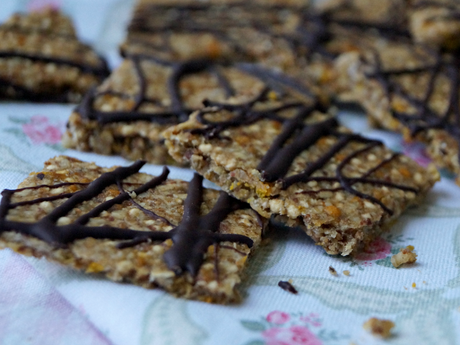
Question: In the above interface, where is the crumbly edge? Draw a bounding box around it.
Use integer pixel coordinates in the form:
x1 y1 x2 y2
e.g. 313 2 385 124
0 155 265 303
164 113 439 255
62 112 181 165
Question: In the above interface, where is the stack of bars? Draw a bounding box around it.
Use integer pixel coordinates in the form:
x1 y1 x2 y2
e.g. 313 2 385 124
3 0 460 303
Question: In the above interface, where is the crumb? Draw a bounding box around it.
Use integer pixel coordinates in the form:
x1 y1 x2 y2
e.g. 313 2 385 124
412 282 416 289
278 280 298 294
404 286 408 290
391 245 417 268
343 270 350 276
329 266 338 276
423 281 427 284
363 317 395 338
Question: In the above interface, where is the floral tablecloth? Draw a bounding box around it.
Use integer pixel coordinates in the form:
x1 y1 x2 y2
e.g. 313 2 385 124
2 1 460 345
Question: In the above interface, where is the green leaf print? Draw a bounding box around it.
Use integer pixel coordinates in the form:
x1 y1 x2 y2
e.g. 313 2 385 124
0 145 38 174
374 257 394 268
3 127 26 140
406 204 460 218
48 143 66 152
243 340 265 345
7 115 29 124
240 320 267 332
448 224 460 288
141 295 207 345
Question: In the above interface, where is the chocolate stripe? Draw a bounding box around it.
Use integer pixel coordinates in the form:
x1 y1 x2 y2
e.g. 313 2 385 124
0 51 109 76
194 96 418 214
368 51 460 164
0 162 255 277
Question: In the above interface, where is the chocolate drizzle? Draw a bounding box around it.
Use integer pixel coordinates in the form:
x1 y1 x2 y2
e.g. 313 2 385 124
193 88 418 215
77 55 314 126
89 1 417 125
0 52 109 77
0 162 254 277
367 51 460 164
78 57 236 124
126 0 411 65
128 3 300 34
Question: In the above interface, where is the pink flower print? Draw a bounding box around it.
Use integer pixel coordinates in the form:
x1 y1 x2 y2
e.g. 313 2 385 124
300 313 322 328
22 115 63 145
262 326 322 345
402 141 432 168
267 311 291 325
354 237 391 261
27 0 61 11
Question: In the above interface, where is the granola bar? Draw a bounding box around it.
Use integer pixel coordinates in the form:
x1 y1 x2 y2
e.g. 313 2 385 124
302 0 413 97
0 9 109 103
62 58 316 164
120 0 420 101
121 0 310 79
0 156 265 304
335 38 460 184
163 78 439 256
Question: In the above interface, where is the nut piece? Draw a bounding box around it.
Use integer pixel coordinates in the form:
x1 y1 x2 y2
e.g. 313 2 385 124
391 245 417 268
363 317 395 338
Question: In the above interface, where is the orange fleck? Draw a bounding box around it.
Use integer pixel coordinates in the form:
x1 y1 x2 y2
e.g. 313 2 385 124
372 189 385 199
335 153 346 162
207 245 215 256
402 128 414 142
412 282 416 289
69 184 80 192
325 205 341 219
136 253 148 266
399 167 411 178
268 91 278 100
237 256 248 267
392 100 408 113
234 135 251 145
256 183 273 198
340 42 360 52
319 68 336 84
207 40 222 59
18 35 26 46
86 262 104 273
317 137 329 147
